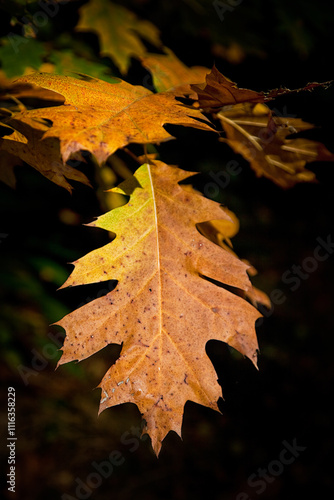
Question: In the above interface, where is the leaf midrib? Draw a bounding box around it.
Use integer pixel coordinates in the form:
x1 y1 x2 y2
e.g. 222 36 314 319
148 164 163 389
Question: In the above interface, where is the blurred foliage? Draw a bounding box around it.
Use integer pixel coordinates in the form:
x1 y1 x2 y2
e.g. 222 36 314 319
0 0 334 499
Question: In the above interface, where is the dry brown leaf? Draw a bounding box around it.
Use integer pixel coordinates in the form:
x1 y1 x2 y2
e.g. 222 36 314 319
191 65 333 111
191 65 264 110
218 103 334 188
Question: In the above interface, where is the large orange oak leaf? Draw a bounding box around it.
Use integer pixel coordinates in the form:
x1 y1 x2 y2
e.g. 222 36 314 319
9 73 213 165
56 161 261 455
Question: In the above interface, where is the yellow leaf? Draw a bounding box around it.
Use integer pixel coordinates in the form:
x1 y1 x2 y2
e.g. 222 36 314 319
76 0 161 74
141 48 209 95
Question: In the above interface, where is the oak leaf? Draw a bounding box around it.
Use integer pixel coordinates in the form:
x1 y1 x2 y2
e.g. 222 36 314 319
76 0 161 74
0 118 90 192
0 71 65 105
192 65 333 111
218 103 334 188
197 215 270 309
56 161 261 455
140 49 209 96
191 65 265 110
8 73 212 165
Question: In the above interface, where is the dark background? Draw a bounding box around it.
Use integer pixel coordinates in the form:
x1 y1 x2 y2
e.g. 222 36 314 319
1 0 334 499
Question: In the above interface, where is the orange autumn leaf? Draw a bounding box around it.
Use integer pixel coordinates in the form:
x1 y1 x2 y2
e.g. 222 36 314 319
56 161 262 455
8 73 213 165
0 118 90 192
0 69 64 105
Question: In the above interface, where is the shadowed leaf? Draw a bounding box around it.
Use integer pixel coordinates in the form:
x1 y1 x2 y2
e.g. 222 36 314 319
76 0 162 74
218 103 334 188
140 49 209 96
